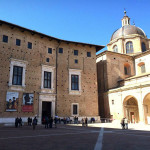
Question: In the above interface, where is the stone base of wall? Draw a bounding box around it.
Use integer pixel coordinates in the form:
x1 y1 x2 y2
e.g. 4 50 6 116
0 116 100 125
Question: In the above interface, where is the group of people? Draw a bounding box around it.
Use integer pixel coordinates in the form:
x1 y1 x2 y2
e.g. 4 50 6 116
15 117 38 130
82 117 88 127
121 117 128 129
43 116 55 128
74 116 78 124
15 117 22 127
27 117 33 126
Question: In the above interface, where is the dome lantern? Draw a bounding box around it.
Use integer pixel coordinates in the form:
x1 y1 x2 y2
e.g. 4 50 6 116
122 10 130 26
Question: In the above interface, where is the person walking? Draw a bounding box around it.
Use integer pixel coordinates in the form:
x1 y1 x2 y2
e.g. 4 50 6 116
45 116 49 129
85 117 88 127
82 118 85 127
124 117 128 129
54 116 58 128
19 117 22 127
121 118 125 129
33 117 37 130
49 117 53 128
15 117 19 128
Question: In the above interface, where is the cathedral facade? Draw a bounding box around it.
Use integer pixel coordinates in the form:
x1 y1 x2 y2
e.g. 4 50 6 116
0 20 104 124
97 11 150 124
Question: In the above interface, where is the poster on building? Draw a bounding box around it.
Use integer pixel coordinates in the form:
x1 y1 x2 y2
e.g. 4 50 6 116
6 92 19 111
22 93 34 112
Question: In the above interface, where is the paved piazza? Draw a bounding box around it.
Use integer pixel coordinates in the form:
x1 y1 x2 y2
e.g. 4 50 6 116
0 123 150 150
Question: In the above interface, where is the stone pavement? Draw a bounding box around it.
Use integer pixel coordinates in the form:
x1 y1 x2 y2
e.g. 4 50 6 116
0 123 150 150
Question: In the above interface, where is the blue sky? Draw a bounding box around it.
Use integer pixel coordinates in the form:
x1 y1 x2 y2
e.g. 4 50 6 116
0 0 150 53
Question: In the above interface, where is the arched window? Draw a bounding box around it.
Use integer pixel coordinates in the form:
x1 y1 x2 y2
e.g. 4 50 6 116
113 45 118 52
126 42 133 54
142 42 146 52
138 62 146 74
124 63 131 75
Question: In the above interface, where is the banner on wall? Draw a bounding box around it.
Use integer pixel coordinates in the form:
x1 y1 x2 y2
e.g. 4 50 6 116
22 93 34 112
6 92 19 111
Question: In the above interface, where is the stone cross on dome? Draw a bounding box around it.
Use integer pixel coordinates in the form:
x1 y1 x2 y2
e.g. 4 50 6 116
124 9 127 16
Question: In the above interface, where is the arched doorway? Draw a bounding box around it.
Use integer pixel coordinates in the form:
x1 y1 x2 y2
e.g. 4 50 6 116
123 96 139 123
143 93 150 124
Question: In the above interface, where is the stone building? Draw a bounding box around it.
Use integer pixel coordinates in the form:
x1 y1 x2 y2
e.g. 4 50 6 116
97 11 150 124
0 20 104 124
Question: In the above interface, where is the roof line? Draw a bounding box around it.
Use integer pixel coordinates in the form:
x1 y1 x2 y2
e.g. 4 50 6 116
0 19 105 52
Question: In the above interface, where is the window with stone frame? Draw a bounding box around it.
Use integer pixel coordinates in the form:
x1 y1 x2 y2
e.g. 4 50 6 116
44 71 51 89
124 63 131 75
126 41 133 54
71 75 79 90
113 45 118 52
140 64 146 74
138 62 146 74
12 66 23 85
69 69 81 95
72 104 78 115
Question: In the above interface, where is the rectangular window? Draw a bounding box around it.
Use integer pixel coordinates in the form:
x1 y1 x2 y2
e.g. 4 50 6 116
71 75 79 90
73 104 78 115
16 39 21 46
3 35 8 43
74 50 78 56
124 67 128 75
87 52 91 57
75 59 78 64
12 66 23 85
112 100 114 105
44 71 51 88
46 58 49 62
59 48 63 53
48 48 52 54
141 65 146 73
28 42 32 49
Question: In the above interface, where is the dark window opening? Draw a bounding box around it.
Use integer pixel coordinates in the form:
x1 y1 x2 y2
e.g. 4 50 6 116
44 71 51 89
12 66 23 85
71 75 79 90
3 35 8 43
46 58 49 62
16 39 21 46
87 52 91 57
75 59 78 64
59 48 63 53
73 104 78 115
48 48 52 54
28 42 32 49
142 42 146 52
124 67 128 75
74 50 78 56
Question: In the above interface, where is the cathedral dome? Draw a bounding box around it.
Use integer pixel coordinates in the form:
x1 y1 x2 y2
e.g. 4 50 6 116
111 25 146 41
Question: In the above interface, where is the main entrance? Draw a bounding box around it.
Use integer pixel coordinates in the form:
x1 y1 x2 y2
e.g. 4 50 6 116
42 102 51 123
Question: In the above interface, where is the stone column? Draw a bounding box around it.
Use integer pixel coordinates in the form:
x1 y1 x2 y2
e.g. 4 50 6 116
51 101 55 118
138 102 145 124
38 99 42 124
